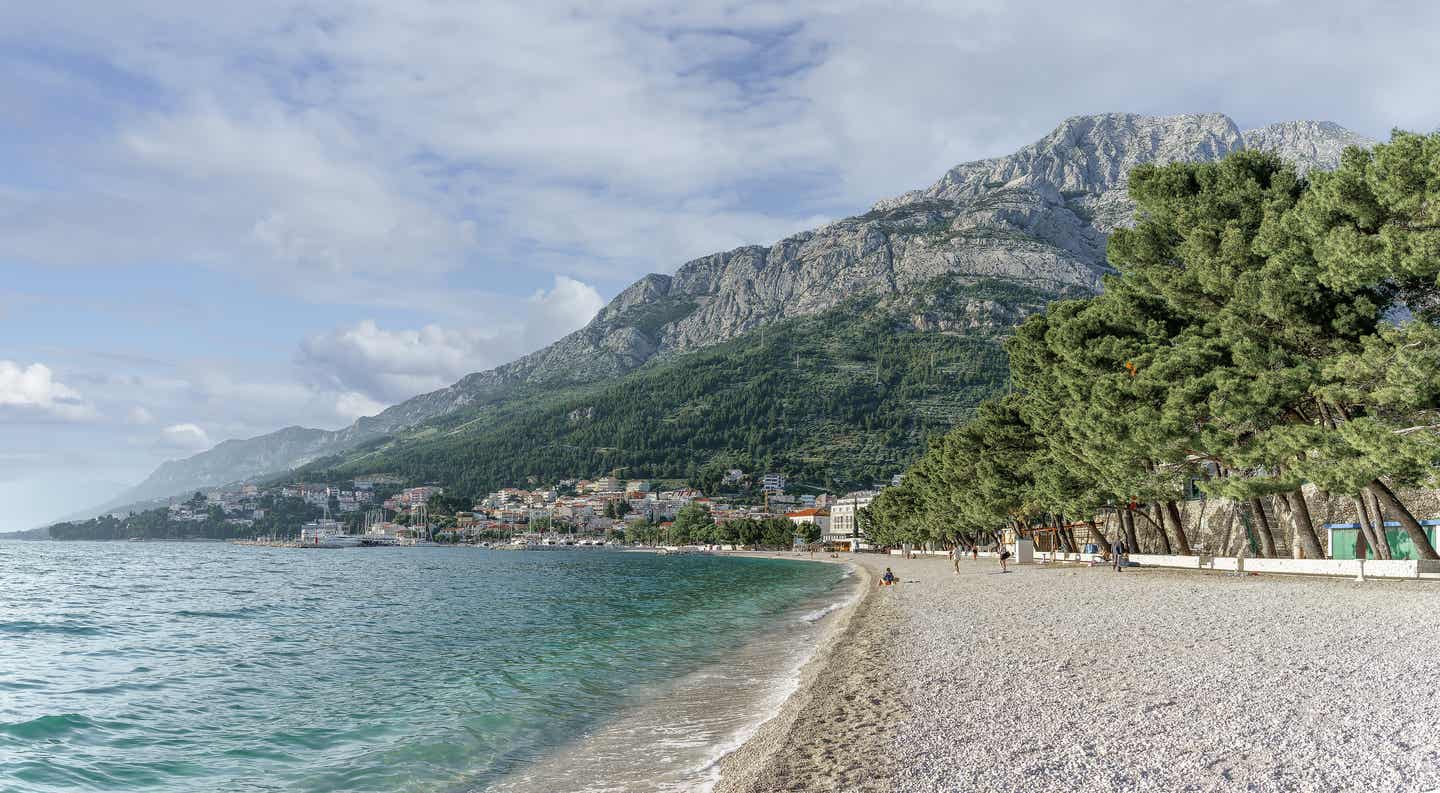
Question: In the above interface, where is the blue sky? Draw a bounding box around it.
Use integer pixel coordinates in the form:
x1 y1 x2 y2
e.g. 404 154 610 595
4 1 1439 530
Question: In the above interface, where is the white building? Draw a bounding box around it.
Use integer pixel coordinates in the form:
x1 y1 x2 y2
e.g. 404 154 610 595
827 490 878 551
786 508 831 534
761 472 786 492
590 476 623 493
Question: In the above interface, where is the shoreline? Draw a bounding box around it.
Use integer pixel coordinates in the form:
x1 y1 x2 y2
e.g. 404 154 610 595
710 552 898 792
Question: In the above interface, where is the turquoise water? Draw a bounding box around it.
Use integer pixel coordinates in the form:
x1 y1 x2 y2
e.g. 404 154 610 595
0 542 849 792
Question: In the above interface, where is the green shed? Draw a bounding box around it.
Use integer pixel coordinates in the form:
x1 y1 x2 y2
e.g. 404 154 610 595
1326 520 1439 560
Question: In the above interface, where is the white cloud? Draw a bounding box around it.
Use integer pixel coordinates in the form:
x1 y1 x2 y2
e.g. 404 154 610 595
159 423 211 451
334 391 387 421
525 276 606 343
0 361 98 421
123 100 475 276
300 275 605 405
126 406 155 424
5 0 1437 293
299 320 507 403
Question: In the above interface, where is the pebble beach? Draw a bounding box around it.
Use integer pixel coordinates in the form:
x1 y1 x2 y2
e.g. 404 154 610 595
715 553 1440 792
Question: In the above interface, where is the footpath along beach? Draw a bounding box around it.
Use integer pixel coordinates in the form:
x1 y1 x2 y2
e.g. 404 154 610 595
714 552 1440 792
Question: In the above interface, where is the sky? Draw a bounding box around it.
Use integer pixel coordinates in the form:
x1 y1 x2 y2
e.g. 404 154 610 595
3 1 1439 531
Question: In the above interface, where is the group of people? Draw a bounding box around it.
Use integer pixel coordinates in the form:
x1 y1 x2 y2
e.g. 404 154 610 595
939 539 1130 573
947 543 1012 573
883 537 1131 585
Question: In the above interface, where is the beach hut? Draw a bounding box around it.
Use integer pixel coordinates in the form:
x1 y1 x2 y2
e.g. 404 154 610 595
1325 519 1440 559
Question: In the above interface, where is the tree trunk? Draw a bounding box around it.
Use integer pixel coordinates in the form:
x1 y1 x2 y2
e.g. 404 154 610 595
1366 479 1439 560
1237 504 1257 557
1364 491 1394 560
1057 515 1079 554
1121 508 1140 554
1150 503 1173 554
1285 490 1326 560
1272 494 1298 557
1351 496 1376 559
1087 518 1110 550
1164 501 1193 555
1352 495 1387 560
1132 506 1165 553
1248 498 1276 558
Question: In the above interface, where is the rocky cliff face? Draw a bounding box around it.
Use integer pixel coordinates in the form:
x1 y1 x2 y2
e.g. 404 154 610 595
1241 121 1374 174
109 112 1373 510
874 112 1246 229
534 113 1370 375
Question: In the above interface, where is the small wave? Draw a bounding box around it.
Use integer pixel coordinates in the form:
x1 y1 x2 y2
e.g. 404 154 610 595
174 609 255 619
0 713 97 740
796 595 856 624
64 679 170 696
0 620 103 636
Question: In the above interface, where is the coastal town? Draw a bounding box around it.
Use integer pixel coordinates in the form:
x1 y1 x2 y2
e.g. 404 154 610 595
59 469 895 550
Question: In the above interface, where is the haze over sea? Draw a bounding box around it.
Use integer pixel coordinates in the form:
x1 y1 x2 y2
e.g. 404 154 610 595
0 543 850 793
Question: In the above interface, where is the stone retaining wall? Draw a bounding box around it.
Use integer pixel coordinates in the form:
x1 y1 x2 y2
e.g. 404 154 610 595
1099 485 1440 558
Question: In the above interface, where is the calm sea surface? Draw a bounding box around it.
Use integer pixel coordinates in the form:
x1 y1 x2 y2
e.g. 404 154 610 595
0 542 851 793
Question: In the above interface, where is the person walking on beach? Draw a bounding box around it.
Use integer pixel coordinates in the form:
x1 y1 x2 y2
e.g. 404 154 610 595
950 546 960 574
1112 538 1127 572
970 544 978 562
998 546 1012 573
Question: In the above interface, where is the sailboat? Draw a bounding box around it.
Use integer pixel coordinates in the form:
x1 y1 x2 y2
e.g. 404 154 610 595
299 504 361 548
360 509 400 546
406 503 440 546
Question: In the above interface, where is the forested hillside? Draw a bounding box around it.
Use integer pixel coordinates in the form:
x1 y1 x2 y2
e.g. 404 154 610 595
298 278 1078 497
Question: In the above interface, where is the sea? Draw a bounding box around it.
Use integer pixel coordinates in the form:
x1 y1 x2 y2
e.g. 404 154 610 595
0 542 854 793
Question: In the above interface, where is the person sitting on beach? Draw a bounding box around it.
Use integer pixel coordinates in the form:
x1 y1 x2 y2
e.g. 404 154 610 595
880 567 896 587
999 547 1012 573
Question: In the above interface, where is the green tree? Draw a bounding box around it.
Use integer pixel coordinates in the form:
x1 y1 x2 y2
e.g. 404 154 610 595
673 504 714 545
799 522 822 544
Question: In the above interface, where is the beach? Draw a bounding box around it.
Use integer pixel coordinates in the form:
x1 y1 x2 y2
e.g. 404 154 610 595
715 552 1440 792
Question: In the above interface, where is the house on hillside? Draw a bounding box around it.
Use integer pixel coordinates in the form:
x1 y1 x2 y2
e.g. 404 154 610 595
589 476 622 493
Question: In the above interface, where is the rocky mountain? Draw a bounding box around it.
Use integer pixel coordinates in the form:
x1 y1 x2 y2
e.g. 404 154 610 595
1241 121 1374 173
102 112 1373 512
94 426 336 511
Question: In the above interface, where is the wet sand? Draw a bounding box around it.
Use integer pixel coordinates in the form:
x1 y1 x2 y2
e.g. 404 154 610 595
711 555 896 792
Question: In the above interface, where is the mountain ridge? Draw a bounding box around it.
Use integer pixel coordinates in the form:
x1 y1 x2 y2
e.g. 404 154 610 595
93 111 1374 516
